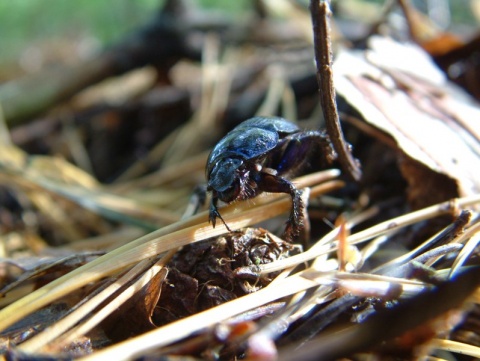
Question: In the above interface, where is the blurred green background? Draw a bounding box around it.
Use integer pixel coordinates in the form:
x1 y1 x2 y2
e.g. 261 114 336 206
0 0 477 80
0 0 250 79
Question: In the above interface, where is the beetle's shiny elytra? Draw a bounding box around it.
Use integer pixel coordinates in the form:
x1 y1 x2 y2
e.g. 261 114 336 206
206 116 335 241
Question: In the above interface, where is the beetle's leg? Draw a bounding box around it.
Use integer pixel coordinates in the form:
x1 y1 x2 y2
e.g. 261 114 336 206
209 195 220 227
195 184 207 207
283 187 305 242
182 184 207 219
275 130 336 175
255 173 305 241
209 195 233 232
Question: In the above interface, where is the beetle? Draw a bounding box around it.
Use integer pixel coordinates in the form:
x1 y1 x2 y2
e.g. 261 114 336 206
205 116 336 241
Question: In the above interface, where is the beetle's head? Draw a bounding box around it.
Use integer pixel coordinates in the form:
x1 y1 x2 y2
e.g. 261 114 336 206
207 158 244 203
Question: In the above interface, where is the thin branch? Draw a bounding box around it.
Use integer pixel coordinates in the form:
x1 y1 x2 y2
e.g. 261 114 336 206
310 0 362 181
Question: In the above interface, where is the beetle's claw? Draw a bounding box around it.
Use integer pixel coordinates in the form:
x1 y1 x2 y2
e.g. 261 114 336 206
209 206 233 232
209 212 217 228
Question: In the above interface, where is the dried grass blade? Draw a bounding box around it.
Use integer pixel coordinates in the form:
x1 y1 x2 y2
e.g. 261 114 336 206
0 174 341 331
52 264 169 353
431 338 480 358
18 259 157 352
449 221 480 278
78 273 324 361
246 194 480 276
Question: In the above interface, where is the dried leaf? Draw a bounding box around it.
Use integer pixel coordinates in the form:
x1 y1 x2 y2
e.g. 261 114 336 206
335 36 480 206
102 266 166 341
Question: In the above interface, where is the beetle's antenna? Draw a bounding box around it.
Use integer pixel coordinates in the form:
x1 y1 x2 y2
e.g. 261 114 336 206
216 210 233 232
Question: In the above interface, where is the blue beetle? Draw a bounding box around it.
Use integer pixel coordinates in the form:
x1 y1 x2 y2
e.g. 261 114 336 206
206 116 336 241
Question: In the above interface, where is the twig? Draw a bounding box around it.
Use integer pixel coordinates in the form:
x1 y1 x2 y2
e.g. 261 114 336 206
310 0 362 181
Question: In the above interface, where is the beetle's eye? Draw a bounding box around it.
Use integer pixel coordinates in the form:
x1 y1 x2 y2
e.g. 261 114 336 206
208 159 242 192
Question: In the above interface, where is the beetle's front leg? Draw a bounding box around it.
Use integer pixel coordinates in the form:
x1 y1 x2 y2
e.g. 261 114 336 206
255 173 305 241
209 194 233 232
182 184 208 220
